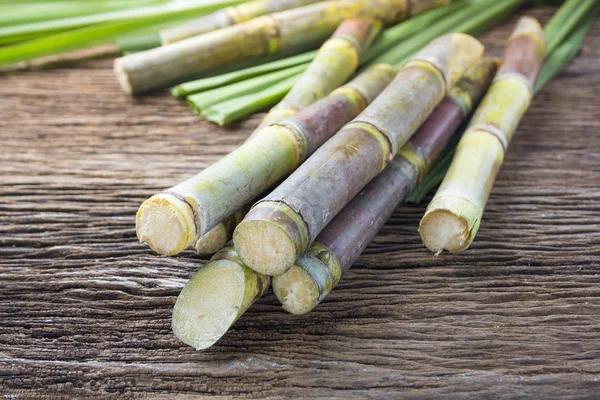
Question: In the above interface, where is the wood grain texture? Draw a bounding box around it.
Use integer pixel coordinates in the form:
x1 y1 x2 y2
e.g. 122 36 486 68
1 7 600 399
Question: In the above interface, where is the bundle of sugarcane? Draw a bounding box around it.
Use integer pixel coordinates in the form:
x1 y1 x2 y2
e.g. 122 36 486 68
170 40 488 349
419 0 597 254
114 0 451 94
136 18 395 256
272 57 499 314
186 0 520 255
164 1 594 351
232 33 484 276
172 57 495 347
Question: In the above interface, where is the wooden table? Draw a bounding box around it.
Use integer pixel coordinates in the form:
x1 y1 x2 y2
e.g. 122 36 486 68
2 7 599 399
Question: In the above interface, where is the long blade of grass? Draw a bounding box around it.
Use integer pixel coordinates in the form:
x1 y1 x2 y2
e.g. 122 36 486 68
0 0 245 67
536 6 596 91
116 32 162 54
172 51 316 97
0 0 168 27
188 64 309 113
543 0 597 54
202 75 300 126
0 0 244 45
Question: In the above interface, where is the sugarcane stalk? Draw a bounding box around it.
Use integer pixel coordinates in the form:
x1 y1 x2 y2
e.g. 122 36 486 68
233 33 484 276
172 243 270 350
251 18 382 132
137 63 397 256
271 57 499 314
193 209 246 256
115 0 450 94
161 0 324 45
419 17 546 254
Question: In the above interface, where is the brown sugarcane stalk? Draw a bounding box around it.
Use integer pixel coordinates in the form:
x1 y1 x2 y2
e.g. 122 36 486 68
233 33 484 276
114 0 450 94
271 58 499 314
172 244 269 350
161 0 324 45
419 17 546 254
136 63 397 256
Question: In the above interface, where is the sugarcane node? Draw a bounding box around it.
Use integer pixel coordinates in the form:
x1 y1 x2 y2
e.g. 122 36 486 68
136 193 197 256
447 57 501 117
255 17 380 131
409 33 485 88
498 16 546 88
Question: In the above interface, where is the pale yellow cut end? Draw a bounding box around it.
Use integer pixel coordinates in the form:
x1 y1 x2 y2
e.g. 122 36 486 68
136 193 196 256
172 260 245 350
272 265 319 315
193 223 229 255
419 209 469 254
114 57 133 95
233 219 297 276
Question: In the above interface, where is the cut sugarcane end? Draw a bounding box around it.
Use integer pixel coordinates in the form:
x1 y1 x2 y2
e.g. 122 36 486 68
114 57 133 95
272 265 320 315
419 209 471 254
193 223 229 255
136 193 196 256
172 260 246 350
233 219 297 276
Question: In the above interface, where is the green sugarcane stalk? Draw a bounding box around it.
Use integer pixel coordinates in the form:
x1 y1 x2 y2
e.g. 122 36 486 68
173 1 464 99
419 16 547 254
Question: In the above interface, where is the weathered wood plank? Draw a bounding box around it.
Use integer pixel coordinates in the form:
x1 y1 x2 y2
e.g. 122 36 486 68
1 7 600 399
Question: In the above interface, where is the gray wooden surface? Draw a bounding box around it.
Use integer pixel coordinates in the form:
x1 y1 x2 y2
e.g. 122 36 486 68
1 7 600 399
